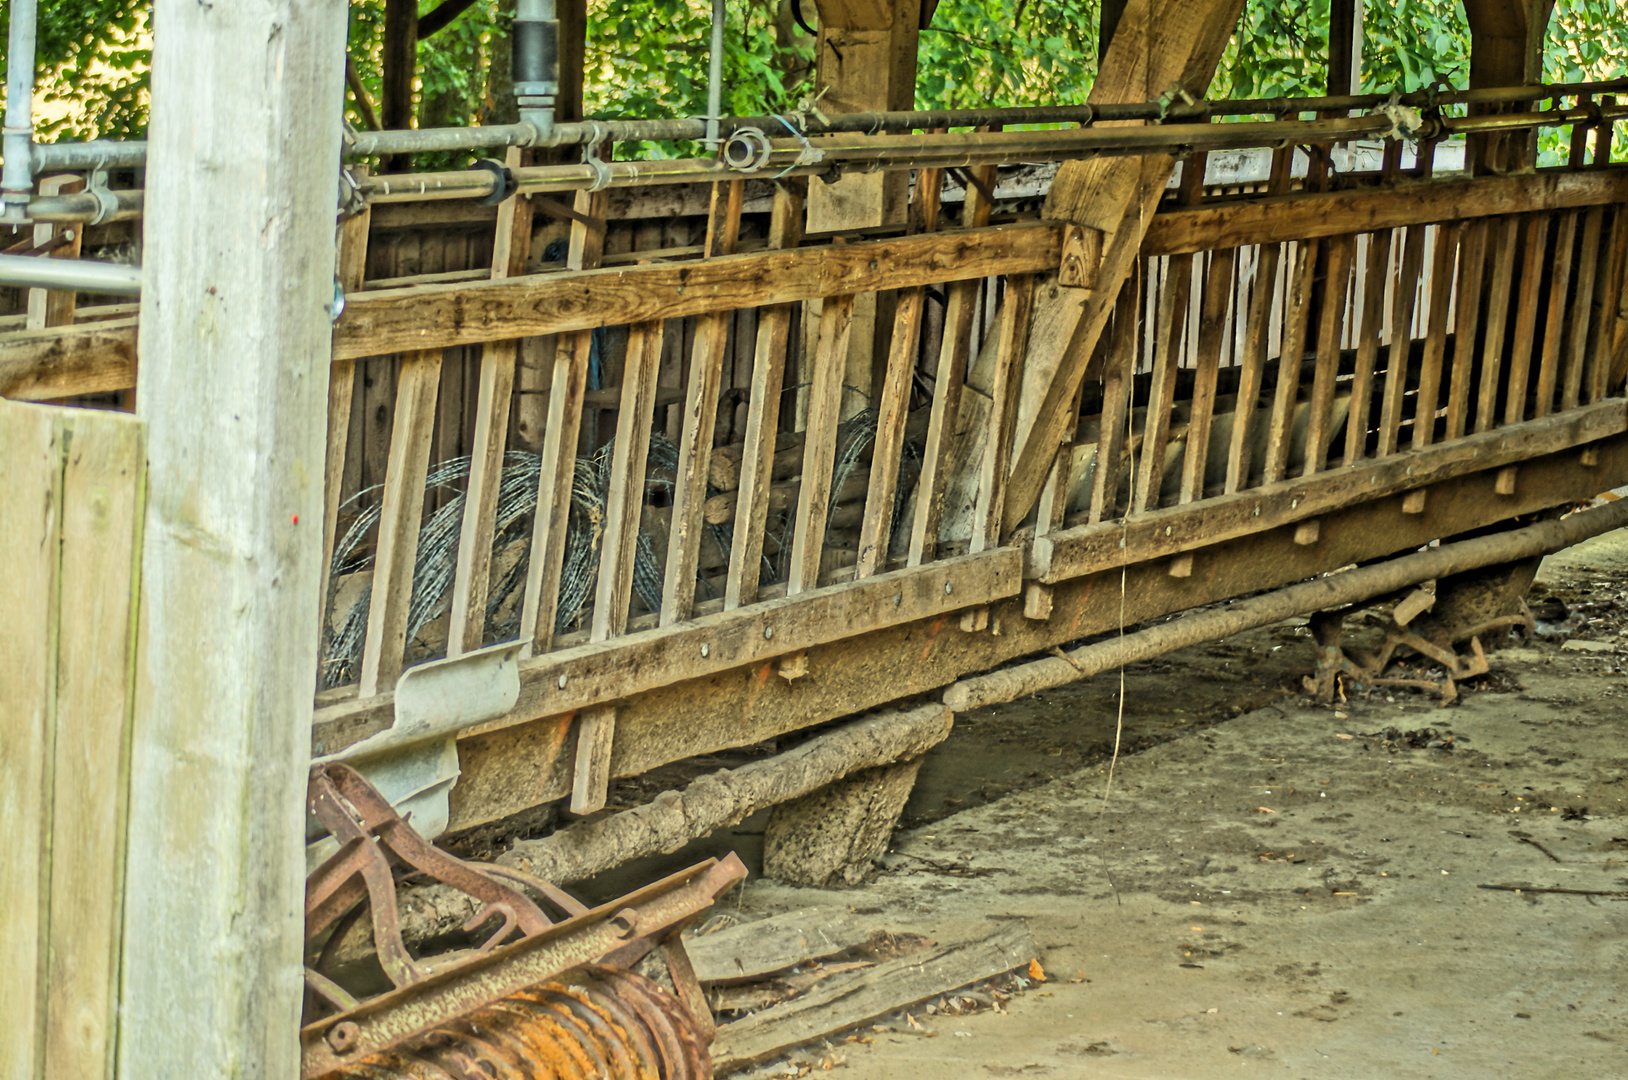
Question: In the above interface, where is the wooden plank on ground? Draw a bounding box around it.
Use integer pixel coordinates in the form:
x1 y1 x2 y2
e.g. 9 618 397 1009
332 222 1063 361
0 401 63 1080
710 925 1037 1073
686 908 875 985
44 408 144 1080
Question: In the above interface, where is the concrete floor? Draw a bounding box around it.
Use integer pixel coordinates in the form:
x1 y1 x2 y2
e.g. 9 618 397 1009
723 532 1628 1079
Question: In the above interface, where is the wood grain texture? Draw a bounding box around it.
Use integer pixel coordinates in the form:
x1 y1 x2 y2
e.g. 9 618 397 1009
972 273 1035 549
333 222 1061 361
788 294 856 595
1344 229 1394 465
1183 247 1236 500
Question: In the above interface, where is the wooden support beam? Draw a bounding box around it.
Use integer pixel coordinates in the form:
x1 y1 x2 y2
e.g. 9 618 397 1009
1464 0 1556 172
1003 0 1247 535
121 3 345 1078
322 192 371 650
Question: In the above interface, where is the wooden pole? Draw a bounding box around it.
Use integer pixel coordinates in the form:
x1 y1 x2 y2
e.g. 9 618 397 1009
122 2 345 1078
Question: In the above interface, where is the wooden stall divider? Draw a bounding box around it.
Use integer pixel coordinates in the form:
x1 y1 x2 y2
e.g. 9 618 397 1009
972 272 1036 551
726 181 808 609
856 168 943 578
1444 218 1488 441
1180 247 1235 501
1302 234 1355 475
661 180 746 625
522 188 608 657
1411 220 1461 450
1474 217 1520 434
908 164 997 566
1088 272 1141 523
787 294 857 595
1533 210 1579 419
1561 205 1605 411
357 342 443 696
1343 226 1394 464
1504 213 1551 425
447 147 536 656
1261 239 1320 482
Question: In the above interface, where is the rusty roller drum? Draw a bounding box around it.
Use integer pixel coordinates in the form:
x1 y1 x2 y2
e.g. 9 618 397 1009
322 966 711 1080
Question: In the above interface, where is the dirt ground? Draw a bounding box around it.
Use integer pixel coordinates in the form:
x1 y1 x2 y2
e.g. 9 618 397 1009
676 528 1628 1079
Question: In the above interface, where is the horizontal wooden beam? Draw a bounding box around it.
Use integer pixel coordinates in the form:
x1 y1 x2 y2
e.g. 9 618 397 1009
332 221 1063 360
1142 169 1628 256
0 317 138 401
1033 400 1626 583
439 428 1628 831
312 546 1023 755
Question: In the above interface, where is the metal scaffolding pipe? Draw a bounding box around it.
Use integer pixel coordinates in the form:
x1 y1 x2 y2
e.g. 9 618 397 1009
0 252 142 296
2 0 39 222
705 0 726 151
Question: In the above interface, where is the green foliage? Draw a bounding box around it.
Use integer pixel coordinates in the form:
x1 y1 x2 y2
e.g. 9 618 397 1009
917 0 1099 110
0 1 150 140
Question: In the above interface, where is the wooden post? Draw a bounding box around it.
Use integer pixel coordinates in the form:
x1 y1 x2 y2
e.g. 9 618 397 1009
122 3 345 1079
1464 0 1556 173
807 0 921 416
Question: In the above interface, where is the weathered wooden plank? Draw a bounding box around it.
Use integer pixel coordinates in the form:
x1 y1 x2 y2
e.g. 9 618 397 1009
316 546 1023 750
1142 170 1628 256
1262 240 1319 483
1223 136 1291 491
447 149 535 656
1534 210 1579 419
973 273 1035 549
1038 399 1627 584
726 181 807 608
359 349 443 696
592 324 664 640
332 222 1062 361
710 926 1039 1071
1474 216 1520 434
1411 221 1461 450
1586 205 1627 402
27 177 87 331
788 294 857 594
1376 224 1429 456
1135 254 1193 510
662 180 744 625
1561 204 1605 411
0 318 139 402
686 908 875 985
1089 279 1140 522
44 409 144 1080
1302 235 1355 475
1183 247 1235 500
323 201 372 647
0 401 62 1080
1503 213 1550 425
1444 218 1488 441
520 189 606 655
1344 228 1394 464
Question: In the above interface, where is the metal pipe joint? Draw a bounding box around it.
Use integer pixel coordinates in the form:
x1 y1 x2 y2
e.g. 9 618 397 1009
513 0 559 144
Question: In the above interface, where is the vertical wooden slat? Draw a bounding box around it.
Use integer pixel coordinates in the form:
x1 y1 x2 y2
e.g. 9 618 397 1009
1503 214 1550 425
787 294 856 595
972 273 1036 551
521 189 607 655
590 324 663 641
1560 205 1605 412
1475 217 1520 433
1344 228 1394 464
1444 219 1488 441
907 164 996 566
856 169 943 578
1262 239 1320 482
1586 207 1627 402
44 410 144 1080
1182 247 1235 501
447 148 536 656
0 403 62 1080
1410 222 1460 450
726 181 807 609
1302 235 1355 475
1533 210 1579 419
1134 252 1192 512
660 180 744 625
321 194 371 650
1089 275 1140 524
359 348 443 697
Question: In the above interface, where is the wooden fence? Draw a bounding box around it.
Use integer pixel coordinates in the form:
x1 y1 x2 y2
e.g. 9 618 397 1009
0 400 145 1080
